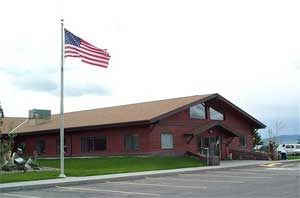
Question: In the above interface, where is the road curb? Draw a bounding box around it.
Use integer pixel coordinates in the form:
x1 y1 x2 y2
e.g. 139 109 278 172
1 159 299 193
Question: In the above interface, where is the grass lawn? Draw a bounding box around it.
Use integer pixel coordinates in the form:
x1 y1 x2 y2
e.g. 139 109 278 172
277 154 300 160
0 156 205 183
0 171 60 184
287 155 300 160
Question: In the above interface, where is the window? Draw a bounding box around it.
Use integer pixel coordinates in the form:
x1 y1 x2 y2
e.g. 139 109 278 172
286 145 291 149
81 136 107 152
161 133 174 149
35 140 45 154
56 138 67 153
124 134 139 151
239 136 247 147
209 107 224 120
296 145 300 149
190 104 206 119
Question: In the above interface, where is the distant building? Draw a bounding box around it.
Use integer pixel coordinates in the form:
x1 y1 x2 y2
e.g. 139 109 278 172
0 93 265 159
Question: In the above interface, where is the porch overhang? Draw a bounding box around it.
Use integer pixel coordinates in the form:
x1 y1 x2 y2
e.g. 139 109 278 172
184 122 241 144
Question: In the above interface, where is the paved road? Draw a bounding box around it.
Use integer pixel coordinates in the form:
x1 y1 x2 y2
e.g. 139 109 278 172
1 161 299 198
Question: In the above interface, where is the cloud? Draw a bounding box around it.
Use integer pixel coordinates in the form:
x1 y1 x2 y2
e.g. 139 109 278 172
0 66 111 97
17 75 57 92
1 66 57 92
64 84 111 97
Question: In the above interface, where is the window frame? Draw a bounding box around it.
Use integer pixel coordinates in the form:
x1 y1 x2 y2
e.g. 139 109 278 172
80 136 107 152
239 135 247 147
56 138 67 154
161 133 174 149
35 139 46 154
189 103 206 120
124 134 140 151
209 106 225 120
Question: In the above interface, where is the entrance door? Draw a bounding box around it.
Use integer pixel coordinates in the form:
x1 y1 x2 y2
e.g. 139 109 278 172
197 136 222 158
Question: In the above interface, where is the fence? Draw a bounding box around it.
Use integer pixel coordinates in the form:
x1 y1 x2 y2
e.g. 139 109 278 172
229 149 269 160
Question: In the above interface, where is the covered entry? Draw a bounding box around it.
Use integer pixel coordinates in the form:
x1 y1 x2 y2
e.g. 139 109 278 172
185 122 241 159
198 136 221 158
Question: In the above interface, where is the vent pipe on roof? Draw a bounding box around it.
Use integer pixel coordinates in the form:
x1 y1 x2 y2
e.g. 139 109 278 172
28 109 51 126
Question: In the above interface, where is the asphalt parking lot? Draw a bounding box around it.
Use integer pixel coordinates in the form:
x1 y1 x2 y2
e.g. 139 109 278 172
1 162 299 198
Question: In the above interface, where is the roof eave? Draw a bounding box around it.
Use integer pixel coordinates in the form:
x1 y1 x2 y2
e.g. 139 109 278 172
211 94 266 129
13 120 151 136
149 93 218 124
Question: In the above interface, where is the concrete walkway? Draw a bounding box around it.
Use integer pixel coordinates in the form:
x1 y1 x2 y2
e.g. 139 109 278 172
0 159 299 193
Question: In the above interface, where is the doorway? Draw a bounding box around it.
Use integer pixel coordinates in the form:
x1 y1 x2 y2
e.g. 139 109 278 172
197 136 222 158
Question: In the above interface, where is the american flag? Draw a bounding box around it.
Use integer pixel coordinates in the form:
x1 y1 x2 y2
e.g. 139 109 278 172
64 29 110 68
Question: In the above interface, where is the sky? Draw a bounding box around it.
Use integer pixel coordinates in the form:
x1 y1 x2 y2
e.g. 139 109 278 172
0 0 299 138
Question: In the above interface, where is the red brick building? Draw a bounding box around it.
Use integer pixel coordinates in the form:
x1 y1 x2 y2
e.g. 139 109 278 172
1 94 265 159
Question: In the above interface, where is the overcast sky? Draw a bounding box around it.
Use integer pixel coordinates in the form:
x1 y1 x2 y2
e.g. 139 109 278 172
0 0 299 138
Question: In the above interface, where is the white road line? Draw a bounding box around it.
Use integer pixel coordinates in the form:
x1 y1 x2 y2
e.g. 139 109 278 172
106 181 207 189
231 169 280 173
56 186 160 196
0 193 40 198
206 170 277 175
232 168 298 175
146 177 245 184
266 168 299 171
180 174 272 179
231 168 298 175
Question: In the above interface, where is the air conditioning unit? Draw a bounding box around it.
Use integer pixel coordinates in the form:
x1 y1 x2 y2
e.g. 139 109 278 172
28 109 51 126
29 109 51 119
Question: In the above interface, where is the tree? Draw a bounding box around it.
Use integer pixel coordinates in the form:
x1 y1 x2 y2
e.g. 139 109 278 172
253 129 263 146
297 136 300 144
0 103 4 164
265 121 286 160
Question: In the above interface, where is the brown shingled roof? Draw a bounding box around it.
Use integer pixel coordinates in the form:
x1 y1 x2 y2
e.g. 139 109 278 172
1 94 213 134
1 117 27 134
1 93 266 135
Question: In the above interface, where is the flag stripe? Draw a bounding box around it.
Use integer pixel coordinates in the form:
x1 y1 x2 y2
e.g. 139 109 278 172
65 54 81 58
81 40 105 51
80 44 110 57
81 40 109 54
65 48 109 64
65 45 110 60
64 29 110 67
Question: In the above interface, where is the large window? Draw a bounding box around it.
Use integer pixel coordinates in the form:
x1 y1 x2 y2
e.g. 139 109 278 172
35 140 45 154
239 136 247 147
190 104 206 119
161 133 174 149
209 107 224 120
81 136 107 152
124 134 139 151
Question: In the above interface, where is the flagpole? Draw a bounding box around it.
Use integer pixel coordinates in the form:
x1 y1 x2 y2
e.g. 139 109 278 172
59 19 66 178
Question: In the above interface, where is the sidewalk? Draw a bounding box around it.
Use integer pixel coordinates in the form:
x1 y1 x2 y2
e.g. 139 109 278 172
0 159 299 193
